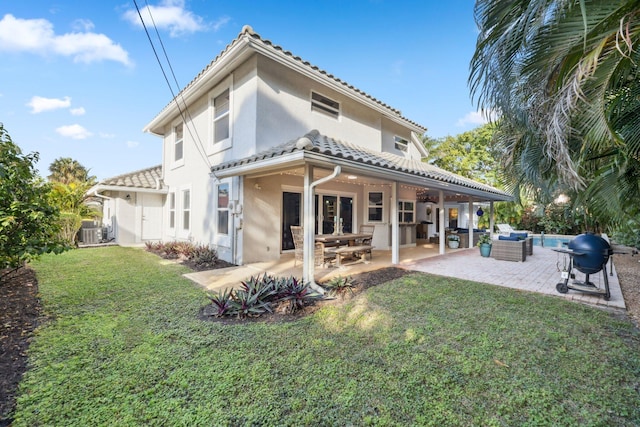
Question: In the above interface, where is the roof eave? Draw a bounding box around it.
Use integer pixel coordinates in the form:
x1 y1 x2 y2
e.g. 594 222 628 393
143 39 255 135
89 184 168 195
212 150 512 202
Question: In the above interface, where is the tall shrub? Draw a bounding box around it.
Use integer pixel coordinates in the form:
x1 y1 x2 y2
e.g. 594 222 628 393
0 124 68 272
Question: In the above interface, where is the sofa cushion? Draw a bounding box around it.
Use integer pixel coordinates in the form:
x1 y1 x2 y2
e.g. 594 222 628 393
499 235 520 241
510 232 528 240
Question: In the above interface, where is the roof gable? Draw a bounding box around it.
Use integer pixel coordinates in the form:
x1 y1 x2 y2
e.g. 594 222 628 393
145 26 426 135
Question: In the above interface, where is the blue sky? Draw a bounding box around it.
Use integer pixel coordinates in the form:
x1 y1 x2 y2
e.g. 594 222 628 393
0 0 486 181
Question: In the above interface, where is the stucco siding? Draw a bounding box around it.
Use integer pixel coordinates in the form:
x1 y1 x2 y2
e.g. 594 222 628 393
255 56 382 152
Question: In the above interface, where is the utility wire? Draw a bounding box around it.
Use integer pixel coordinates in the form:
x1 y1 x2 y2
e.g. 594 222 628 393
133 0 212 170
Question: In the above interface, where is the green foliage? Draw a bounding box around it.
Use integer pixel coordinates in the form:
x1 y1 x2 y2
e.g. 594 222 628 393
476 234 492 246
145 241 221 269
423 123 503 187
273 276 323 312
48 157 96 185
447 234 460 241
323 275 356 298
47 158 100 245
0 124 68 270
470 0 640 236
15 247 640 426
206 288 234 317
189 244 220 269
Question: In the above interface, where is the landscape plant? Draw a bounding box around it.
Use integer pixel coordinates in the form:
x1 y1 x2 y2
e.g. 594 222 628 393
0 124 68 275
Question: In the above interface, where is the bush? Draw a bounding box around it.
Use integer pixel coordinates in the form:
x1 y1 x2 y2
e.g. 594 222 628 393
323 276 356 299
205 273 323 319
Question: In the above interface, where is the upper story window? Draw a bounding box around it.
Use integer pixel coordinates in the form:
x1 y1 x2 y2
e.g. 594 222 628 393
209 77 233 154
174 123 184 162
213 89 230 143
394 135 409 152
311 91 340 119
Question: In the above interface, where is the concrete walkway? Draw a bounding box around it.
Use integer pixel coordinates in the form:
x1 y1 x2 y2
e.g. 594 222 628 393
185 243 626 311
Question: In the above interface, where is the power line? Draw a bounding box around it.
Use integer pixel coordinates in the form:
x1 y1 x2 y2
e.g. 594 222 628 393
133 0 212 170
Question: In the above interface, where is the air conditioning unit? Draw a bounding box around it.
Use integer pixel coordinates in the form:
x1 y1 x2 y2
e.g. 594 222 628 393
81 228 101 245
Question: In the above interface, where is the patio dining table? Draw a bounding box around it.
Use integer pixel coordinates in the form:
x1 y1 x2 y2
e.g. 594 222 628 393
315 233 374 266
315 233 372 246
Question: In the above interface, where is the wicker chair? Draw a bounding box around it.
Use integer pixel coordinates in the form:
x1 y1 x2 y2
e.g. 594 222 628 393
491 238 527 262
290 226 335 267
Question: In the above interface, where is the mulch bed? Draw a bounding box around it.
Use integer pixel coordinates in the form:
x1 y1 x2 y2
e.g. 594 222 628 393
0 267 42 427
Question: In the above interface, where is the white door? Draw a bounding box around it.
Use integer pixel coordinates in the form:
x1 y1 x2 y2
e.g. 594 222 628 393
141 193 163 240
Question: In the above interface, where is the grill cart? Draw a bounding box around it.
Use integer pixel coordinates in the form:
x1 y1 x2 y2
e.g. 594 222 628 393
553 233 613 301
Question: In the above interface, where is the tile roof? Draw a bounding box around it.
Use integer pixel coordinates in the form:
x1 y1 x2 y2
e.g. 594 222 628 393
99 165 164 190
150 25 426 132
211 130 512 199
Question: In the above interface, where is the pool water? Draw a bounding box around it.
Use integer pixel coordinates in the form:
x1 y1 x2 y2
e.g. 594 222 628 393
532 235 573 247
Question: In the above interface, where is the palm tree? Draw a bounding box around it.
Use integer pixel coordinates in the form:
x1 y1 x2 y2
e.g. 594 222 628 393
469 0 640 230
48 157 96 185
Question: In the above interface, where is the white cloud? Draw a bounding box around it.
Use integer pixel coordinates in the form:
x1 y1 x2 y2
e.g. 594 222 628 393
27 95 71 114
212 16 230 32
56 124 92 139
99 132 116 139
123 0 206 37
456 110 499 127
126 140 140 148
0 14 131 66
71 18 94 32
70 107 86 116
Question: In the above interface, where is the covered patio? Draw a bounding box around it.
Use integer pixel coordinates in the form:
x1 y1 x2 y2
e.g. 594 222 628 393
210 130 513 292
184 243 626 311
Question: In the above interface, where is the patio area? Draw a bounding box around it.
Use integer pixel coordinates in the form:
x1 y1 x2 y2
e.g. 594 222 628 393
185 240 626 311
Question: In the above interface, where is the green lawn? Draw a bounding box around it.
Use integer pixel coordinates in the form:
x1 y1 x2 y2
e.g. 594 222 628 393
13 246 640 426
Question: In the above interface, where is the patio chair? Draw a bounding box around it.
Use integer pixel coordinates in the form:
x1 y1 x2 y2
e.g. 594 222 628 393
491 237 527 262
290 226 336 267
351 224 375 260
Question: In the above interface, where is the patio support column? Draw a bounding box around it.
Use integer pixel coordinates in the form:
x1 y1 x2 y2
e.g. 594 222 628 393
438 190 445 255
391 181 399 264
303 164 315 288
489 201 495 239
468 197 474 248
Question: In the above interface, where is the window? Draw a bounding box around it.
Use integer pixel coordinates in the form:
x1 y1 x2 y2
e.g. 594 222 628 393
168 192 175 229
367 191 383 222
311 91 339 119
394 135 408 152
213 89 229 143
174 123 184 161
398 200 415 223
217 183 229 235
182 189 190 231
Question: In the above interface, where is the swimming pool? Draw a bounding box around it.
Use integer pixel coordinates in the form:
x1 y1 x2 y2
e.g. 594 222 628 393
531 234 574 248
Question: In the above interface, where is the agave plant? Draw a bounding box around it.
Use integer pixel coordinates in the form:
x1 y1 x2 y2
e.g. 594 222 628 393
323 276 356 299
207 288 234 317
276 277 323 313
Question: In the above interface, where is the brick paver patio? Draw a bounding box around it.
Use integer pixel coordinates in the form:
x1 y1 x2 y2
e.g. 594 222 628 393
186 243 625 311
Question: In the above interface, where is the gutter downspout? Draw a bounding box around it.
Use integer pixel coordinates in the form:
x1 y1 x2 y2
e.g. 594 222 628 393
303 164 341 294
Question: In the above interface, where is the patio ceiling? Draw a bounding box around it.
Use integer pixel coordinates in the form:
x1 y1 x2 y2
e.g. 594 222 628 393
211 130 513 203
